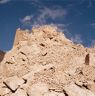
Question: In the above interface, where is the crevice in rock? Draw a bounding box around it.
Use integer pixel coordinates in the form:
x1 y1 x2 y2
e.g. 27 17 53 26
62 89 69 96
49 37 53 40
75 82 89 90
54 39 58 42
79 71 83 75
40 43 45 47
50 67 54 70
49 88 55 92
22 58 26 61
82 84 89 89
5 61 13 64
85 53 90 65
19 51 30 65
93 79 95 82
42 52 47 56
26 93 30 96
49 67 55 73
20 51 26 56
72 47 76 49
75 82 82 88
49 88 64 94
22 78 27 84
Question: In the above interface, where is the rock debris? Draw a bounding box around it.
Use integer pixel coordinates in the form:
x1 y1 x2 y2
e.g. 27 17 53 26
0 25 95 96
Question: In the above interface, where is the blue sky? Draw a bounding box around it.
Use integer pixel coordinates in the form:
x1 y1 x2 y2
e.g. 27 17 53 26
0 0 95 51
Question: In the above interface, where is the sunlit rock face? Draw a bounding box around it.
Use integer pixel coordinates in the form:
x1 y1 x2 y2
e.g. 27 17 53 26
0 25 95 96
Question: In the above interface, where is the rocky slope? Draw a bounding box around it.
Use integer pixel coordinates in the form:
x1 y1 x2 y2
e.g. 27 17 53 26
0 25 95 96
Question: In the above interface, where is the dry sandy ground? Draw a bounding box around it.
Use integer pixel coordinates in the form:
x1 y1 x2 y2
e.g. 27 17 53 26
0 25 95 96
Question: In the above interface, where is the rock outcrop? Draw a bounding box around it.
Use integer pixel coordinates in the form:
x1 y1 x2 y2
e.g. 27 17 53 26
0 25 95 96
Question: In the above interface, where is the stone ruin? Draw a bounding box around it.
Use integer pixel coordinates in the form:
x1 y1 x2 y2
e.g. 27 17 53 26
0 25 95 96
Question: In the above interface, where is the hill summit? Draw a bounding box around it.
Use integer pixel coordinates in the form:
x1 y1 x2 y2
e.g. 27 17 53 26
0 25 95 96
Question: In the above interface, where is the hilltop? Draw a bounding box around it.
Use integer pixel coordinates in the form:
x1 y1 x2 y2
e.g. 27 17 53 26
0 25 95 96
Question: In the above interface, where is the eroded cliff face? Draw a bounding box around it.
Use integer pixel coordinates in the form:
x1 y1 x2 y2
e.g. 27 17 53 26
0 25 95 96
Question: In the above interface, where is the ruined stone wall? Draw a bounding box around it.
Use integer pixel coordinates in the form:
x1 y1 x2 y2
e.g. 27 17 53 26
13 28 30 46
0 25 95 96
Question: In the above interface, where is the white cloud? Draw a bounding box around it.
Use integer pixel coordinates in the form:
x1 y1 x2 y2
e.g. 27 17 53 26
87 0 93 8
20 6 73 42
20 15 33 25
80 0 95 8
35 7 67 25
70 34 83 44
51 23 72 32
91 40 95 47
20 7 68 27
40 7 67 20
90 23 95 28
0 0 10 4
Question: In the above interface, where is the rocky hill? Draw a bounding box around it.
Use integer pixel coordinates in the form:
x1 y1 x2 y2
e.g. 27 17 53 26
0 25 95 96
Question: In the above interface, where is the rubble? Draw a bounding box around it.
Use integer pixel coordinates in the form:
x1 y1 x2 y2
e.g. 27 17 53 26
3 76 25 93
0 25 95 96
64 83 95 96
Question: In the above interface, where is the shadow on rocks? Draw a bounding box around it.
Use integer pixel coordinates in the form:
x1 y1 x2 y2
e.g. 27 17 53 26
0 50 5 63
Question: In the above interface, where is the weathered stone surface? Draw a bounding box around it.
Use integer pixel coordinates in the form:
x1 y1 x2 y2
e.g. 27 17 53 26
44 91 65 96
44 91 59 96
3 76 24 92
0 25 95 96
11 89 27 96
64 83 95 96
14 29 29 46
27 82 49 96
0 84 10 95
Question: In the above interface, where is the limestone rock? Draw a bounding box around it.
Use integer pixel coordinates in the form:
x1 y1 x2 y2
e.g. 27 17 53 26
14 29 29 46
3 76 25 92
44 91 65 96
0 25 95 96
0 83 10 95
11 89 27 96
64 83 95 96
27 82 49 96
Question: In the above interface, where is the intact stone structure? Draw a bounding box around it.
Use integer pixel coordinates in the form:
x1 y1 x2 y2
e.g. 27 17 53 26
0 25 95 96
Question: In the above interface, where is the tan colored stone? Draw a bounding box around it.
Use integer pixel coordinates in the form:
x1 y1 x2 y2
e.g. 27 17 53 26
1 25 95 96
11 89 27 96
64 83 95 96
28 82 49 96
89 53 95 65
14 29 29 46
58 93 65 96
3 76 24 92
87 81 95 92
0 84 10 95
44 91 58 96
